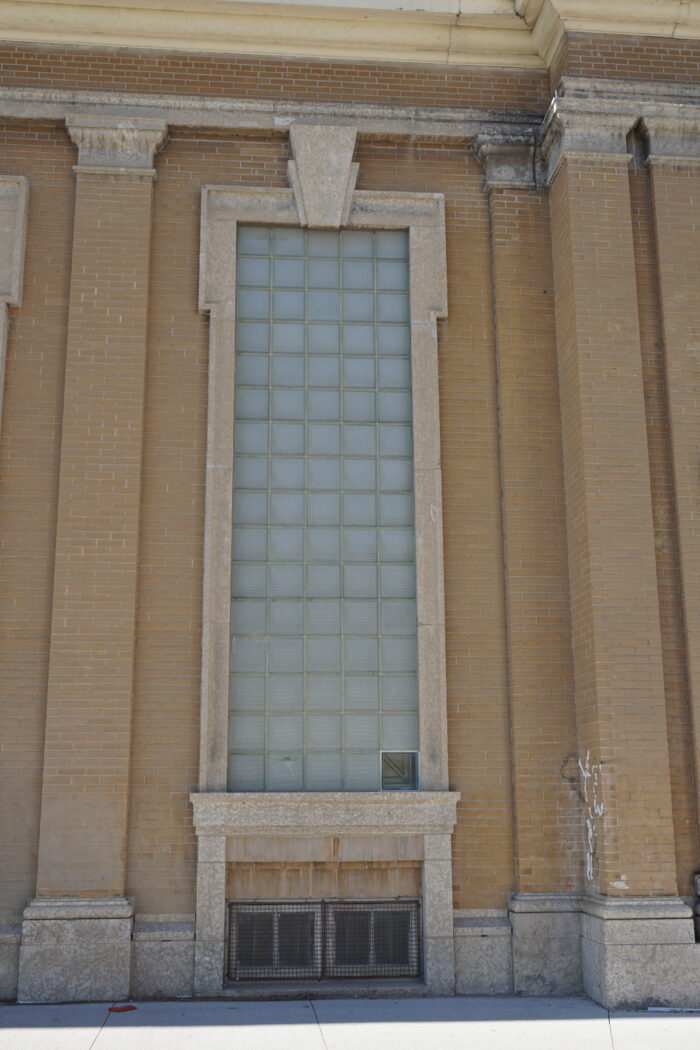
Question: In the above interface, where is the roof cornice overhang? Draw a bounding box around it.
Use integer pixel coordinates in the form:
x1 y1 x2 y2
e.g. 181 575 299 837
0 0 699 69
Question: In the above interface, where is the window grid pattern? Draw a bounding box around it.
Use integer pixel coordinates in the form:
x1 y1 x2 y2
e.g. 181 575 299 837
229 226 418 792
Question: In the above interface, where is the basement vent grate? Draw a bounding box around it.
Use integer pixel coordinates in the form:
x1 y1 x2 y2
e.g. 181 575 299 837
228 899 420 980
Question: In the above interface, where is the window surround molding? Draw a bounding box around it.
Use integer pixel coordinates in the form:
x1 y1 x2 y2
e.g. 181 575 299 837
193 122 459 996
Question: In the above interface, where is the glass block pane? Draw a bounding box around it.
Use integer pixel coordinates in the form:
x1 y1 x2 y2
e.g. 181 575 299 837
229 714 265 751
375 230 408 258
236 354 269 387
380 600 417 636
235 421 269 455
268 675 304 711
272 323 304 351
376 260 409 290
379 527 415 562
269 528 304 561
306 528 341 562
308 424 340 455
381 712 418 751
381 637 417 673
271 355 304 387
377 325 410 355
237 289 269 319
269 601 304 635
344 637 379 673
308 291 340 322
307 600 341 635
343 494 376 526
231 600 267 636
269 715 303 749
343 459 376 491
228 753 265 791
307 564 341 598
308 357 340 388
235 389 269 420
343 565 378 598
271 423 305 454
273 290 305 320
381 675 418 710
307 493 340 525
343 425 376 456
268 637 304 673
343 325 374 353
341 230 374 257
229 675 265 711
379 425 413 457
377 293 409 323
305 752 342 790
232 565 266 598
308 676 342 711
308 258 339 288
270 493 304 525
267 752 303 791
270 457 304 490
342 260 374 290
378 392 412 423
235 457 269 490
271 389 305 421
234 492 267 525
378 358 411 388
379 494 414 526
307 715 341 750
239 227 270 254
380 564 416 598
345 715 380 749
379 459 413 492
344 752 380 790
343 357 375 388
308 324 340 353
343 292 374 322
343 391 375 422
308 230 339 257
273 228 305 254
238 256 270 286
237 322 270 352
308 390 340 421
268 562 304 596
343 601 378 635
308 458 340 491
344 676 379 710
273 257 305 288
232 528 267 561
307 637 341 674
342 529 377 562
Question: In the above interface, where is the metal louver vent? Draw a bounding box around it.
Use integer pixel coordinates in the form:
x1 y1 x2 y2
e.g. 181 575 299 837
228 899 420 981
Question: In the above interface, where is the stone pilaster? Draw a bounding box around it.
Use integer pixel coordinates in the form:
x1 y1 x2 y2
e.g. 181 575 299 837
643 113 700 838
0 175 29 438
542 96 694 1007
475 132 579 996
17 117 166 1003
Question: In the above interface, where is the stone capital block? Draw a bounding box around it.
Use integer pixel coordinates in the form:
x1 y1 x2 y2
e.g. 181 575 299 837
66 116 167 171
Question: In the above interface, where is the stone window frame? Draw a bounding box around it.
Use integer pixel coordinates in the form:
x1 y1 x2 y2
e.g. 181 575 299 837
193 124 459 996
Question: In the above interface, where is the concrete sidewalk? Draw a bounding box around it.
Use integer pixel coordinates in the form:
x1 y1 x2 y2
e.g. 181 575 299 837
2 996 700 1050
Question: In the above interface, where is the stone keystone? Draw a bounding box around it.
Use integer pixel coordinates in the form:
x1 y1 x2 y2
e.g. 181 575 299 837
288 123 359 228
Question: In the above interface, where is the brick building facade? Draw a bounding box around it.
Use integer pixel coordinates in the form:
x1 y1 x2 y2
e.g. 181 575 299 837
1 0 699 1008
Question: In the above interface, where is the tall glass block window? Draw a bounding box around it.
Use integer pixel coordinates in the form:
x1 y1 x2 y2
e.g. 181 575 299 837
228 226 418 792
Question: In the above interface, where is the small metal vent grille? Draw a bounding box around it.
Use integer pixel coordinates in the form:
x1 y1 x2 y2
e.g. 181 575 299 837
228 899 420 980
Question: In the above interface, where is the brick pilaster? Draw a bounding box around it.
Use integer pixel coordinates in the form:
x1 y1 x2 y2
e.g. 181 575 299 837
476 134 579 894
34 118 166 898
543 107 677 897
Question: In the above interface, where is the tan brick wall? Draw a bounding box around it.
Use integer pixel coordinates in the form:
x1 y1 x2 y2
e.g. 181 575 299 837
488 186 580 893
552 32 700 87
227 862 421 900
549 155 677 896
0 43 550 112
0 123 74 921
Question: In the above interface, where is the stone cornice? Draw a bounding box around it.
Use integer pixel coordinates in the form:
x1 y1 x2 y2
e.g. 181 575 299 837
65 116 167 171
474 130 545 190
2 0 700 70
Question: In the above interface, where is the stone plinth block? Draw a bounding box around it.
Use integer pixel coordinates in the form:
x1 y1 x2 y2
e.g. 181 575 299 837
17 898 132 1003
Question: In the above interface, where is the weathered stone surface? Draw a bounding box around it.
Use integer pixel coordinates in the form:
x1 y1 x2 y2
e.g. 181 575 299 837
454 917 513 995
510 897 583 996
131 939 195 999
288 124 358 228
17 917 132 1002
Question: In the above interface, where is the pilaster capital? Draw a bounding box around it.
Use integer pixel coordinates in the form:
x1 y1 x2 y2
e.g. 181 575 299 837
65 116 168 174
640 113 700 168
540 100 633 186
474 130 544 191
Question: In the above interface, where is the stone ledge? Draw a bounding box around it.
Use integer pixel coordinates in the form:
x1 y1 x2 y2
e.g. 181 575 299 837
132 922 195 942
582 894 693 921
191 791 460 837
509 892 583 914
23 897 134 921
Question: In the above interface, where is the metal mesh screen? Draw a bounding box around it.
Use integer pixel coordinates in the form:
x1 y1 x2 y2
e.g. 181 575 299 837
228 899 420 980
